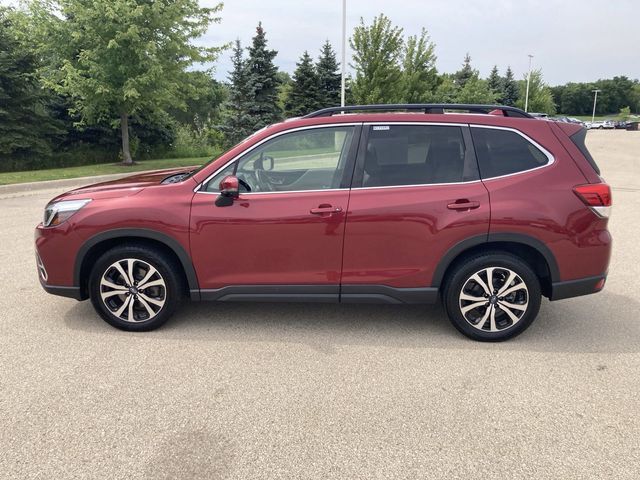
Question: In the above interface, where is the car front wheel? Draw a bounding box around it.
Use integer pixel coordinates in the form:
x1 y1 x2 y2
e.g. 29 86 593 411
443 252 541 341
89 244 183 331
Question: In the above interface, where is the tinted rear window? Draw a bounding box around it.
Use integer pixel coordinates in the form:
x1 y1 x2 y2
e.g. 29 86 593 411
361 125 478 187
471 127 550 179
570 128 600 175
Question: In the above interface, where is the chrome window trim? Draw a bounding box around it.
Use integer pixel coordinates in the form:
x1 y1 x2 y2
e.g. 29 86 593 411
194 121 556 194
196 188 350 196
194 123 360 193
352 122 555 188
351 180 482 191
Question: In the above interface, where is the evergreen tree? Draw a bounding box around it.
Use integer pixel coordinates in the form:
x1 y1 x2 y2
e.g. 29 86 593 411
0 8 59 167
487 65 502 101
316 40 341 107
454 53 476 89
285 51 321 117
246 22 282 130
502 66 519 106
222 40 254 146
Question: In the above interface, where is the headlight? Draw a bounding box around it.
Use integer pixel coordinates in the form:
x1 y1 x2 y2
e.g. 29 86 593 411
43 199 91 227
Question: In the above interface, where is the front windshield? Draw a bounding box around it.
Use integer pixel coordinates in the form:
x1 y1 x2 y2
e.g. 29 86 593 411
186 125 273 179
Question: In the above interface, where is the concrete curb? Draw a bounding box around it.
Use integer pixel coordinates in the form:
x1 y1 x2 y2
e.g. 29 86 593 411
0 170 159 195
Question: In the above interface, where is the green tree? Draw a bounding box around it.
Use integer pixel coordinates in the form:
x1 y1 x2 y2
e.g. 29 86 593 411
401 28 438 102
456 77 497 104
316 40 341 107
433 74 458 103
454 53 476 89
286 51 321 117
0 7 60 168
350 14 404 104
29 0 223 164
517 69 556 114
223 40 254 146
502 66 519 106
246 22 282 130
170 71 227 127
276 71 293 113
487 65 502 100
618 106 631 120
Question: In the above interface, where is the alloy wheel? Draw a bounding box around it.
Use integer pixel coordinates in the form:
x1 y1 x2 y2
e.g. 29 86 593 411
458 267 529 332
99 258 167 323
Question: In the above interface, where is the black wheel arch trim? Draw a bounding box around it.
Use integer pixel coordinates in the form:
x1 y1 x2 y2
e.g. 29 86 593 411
74 228 200 296
431 232 561 287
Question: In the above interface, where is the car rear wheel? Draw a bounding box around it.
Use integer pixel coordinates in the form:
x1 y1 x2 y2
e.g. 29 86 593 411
443 252 541 341
89 244 183 331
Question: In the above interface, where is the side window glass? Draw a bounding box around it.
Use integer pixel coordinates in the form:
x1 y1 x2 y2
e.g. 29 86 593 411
470 127 550 178
362 125 470 187
205 126 354 192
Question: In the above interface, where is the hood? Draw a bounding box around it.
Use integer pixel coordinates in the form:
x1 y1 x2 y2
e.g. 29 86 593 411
51 167 198 202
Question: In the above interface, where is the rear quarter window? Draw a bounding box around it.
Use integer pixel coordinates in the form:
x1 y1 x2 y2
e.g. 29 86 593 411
570 128 600 175
471 127 551 179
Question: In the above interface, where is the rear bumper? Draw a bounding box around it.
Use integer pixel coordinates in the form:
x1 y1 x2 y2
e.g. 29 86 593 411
550 275 606 301
41 283 84 300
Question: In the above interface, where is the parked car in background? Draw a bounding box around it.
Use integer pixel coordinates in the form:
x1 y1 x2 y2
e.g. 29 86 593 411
35 103 612 342
614 121 629 129
588 120 615 129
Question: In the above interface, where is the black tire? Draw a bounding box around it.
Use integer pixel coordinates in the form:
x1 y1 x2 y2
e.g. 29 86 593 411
443 252 541 342
89 244 184 331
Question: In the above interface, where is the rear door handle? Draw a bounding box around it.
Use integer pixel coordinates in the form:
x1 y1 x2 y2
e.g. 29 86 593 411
310 204 343 215
447 200 480 210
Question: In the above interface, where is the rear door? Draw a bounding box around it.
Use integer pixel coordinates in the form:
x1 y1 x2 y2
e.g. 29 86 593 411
340 122 490 299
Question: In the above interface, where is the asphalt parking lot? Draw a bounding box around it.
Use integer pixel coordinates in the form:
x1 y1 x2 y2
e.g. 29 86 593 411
1 130 639 479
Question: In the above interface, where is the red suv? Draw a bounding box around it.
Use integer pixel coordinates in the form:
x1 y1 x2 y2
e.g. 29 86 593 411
35 104 612 341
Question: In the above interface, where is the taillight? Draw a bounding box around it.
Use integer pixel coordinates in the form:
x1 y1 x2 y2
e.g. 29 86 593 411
573 183 612 218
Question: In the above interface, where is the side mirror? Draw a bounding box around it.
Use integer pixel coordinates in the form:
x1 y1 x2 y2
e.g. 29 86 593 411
254 153 274 171
215 175 240 207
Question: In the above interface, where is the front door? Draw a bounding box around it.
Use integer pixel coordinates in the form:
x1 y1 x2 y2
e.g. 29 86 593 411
190 125 360 300
341 123 490 299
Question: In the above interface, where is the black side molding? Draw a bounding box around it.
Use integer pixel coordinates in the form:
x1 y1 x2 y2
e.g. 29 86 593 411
340 285 438 304
197 284 440 305
550 275 605 301
200 285 339 303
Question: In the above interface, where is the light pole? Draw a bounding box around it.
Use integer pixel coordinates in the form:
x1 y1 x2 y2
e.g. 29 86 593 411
524 54 534 112
340 0 346 107
591 89 601 123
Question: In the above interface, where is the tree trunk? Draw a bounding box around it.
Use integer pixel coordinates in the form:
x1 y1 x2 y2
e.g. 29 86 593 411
120 112 133 165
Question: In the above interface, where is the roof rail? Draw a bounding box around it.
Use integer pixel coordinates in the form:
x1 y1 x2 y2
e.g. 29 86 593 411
303 104 533 119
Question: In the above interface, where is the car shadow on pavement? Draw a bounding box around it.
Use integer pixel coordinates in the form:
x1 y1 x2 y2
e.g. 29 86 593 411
63 290 640 354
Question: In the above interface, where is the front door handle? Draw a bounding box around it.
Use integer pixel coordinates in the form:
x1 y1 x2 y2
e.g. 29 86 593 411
310 204 343 215
447 200 480 210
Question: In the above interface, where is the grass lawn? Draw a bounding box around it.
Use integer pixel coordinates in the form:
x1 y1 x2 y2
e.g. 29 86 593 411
0 156 211 186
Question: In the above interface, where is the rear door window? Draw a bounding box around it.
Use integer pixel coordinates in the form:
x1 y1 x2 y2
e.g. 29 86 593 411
470 127 551 179
358 125 478 187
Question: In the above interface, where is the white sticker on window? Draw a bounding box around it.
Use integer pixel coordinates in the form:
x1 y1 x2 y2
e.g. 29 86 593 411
372 126 390 131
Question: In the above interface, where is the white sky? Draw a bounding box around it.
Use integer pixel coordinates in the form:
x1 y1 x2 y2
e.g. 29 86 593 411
201 0 639 85
3 0 638 85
